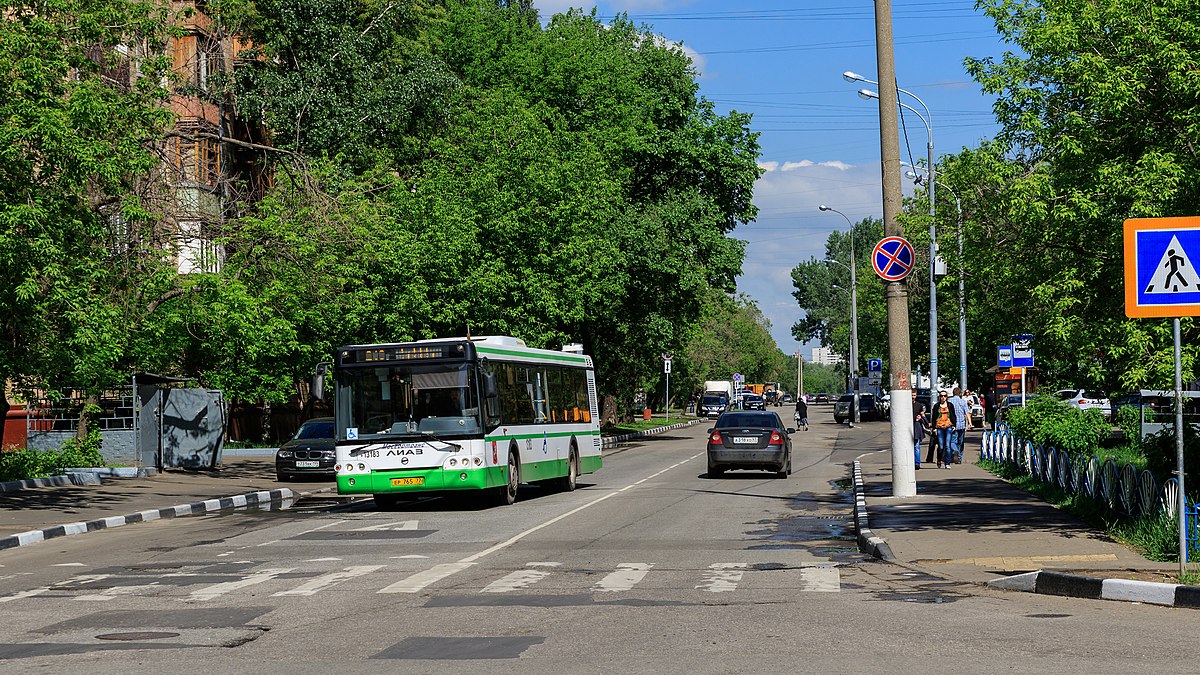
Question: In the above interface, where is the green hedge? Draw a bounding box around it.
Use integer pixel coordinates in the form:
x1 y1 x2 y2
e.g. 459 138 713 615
1004 395 1109 457
0 430 106 482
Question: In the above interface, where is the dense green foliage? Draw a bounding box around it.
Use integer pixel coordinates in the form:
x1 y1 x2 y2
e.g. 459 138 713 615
0 430 106 481
0 0 179 407
930 0 1200 393
1004 395 1109 456
0 1 764 426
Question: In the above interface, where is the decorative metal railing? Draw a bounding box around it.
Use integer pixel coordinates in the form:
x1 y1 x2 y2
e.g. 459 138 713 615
980 423 1199 561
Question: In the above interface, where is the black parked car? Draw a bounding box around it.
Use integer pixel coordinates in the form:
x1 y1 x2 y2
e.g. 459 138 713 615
706 411 794 478
833 393 879 424
276 417 336 481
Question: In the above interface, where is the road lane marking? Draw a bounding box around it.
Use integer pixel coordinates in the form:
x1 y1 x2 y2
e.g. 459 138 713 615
186 568 292 602
594 563 653 592
378 562 475 594
273 565 385 597
799 565 840 592
256 519 344 547
482 563 560 593
458 453 703 565
696 563 746 592
353 520 419 531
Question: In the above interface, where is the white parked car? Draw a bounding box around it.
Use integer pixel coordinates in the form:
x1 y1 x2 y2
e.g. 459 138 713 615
1054 389 1111 417
965 393 984 428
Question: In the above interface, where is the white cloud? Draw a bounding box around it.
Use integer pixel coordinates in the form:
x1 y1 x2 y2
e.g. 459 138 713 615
734 159 885 351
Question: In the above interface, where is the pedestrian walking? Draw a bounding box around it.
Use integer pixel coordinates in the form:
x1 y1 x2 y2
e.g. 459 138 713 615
949 387 970 464
984 388 997 428
931 390 957 469
794 397 809 431
911 390 927 470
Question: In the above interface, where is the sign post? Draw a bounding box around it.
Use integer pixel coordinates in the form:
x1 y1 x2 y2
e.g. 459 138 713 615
1124 216 1200 575
662 353 672 424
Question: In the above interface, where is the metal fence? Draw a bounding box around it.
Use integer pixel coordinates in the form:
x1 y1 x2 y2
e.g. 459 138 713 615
980 423 1200 561
24 391 135 432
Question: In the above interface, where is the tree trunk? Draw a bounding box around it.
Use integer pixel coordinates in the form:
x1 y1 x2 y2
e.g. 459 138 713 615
77 393 100 439
0 394 10 450
601 394 618 428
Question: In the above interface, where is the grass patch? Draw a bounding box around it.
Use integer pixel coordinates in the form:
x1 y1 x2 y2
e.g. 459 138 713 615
977 458 1181 562
602 415 696 436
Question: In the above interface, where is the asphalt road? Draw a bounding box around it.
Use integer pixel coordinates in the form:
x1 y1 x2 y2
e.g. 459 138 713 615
0 417 1195 672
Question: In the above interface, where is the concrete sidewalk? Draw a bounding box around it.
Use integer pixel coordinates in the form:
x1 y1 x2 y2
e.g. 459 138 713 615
852 427 1188 606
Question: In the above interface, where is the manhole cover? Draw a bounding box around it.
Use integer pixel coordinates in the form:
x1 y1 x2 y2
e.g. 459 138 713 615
95 632 180 641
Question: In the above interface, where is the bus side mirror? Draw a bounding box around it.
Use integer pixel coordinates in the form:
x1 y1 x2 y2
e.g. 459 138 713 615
312 362 331 401
483 372 500 420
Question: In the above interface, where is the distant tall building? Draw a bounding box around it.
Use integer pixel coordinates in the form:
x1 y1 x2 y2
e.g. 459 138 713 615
810 347 845 366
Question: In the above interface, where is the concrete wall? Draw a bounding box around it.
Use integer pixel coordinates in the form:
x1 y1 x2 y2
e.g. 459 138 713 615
26 430 138 466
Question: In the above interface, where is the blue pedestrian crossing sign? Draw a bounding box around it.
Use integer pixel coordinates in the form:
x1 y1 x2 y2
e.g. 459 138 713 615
1124 217 1200 318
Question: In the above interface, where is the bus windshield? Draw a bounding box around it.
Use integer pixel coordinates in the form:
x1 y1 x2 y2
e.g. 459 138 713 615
339 363 481 440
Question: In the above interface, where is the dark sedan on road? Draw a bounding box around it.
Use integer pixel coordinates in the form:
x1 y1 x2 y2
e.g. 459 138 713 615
698 395 731 419
706 411 793 478
276 417 336 481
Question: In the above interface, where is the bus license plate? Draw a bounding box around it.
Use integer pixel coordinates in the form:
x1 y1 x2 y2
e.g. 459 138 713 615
295 461 319 468
733 437 757 444
392 477 424 486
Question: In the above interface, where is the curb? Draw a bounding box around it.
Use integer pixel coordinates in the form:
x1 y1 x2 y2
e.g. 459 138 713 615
601 419 701 447
988 570 1200 609
0 473 102 492
0 488 303 552
851 460 895 561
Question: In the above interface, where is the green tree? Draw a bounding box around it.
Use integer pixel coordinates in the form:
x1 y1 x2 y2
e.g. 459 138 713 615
948 0 1200 393
0 0 180 435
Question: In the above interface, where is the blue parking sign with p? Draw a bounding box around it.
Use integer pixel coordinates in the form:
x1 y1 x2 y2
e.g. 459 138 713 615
867 358 882 373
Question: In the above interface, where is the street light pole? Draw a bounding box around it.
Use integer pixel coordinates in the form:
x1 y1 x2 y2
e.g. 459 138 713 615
820 206 859 426
907 166 964 389
851 75 937 415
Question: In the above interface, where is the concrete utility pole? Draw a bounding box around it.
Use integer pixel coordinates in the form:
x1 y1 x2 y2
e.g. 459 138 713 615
873 0 915 497
796 351 804 401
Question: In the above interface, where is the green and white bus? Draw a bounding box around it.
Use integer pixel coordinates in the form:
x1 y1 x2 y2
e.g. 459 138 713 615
318 336 601 508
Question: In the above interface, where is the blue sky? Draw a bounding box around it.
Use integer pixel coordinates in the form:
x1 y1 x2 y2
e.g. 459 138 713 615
532 1 1007 356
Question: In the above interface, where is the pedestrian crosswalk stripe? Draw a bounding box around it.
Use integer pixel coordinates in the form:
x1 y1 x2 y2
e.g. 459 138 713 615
800 566 840 593
273 565 385 597
3 560 843 602
696 563 747 593
378 562 475 594
187 568 292 602
482 563 559 593
594 563 654 592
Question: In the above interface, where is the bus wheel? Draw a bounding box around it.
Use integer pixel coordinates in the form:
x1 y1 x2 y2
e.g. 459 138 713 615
498 449 520 506
558 445 578 492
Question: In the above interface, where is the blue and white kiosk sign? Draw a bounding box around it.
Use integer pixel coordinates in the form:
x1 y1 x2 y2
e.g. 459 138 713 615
872 236 916 282
1124 217 1200 318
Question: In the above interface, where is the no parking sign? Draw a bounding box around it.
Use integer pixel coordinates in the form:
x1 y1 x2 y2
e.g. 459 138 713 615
872 237 915 282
